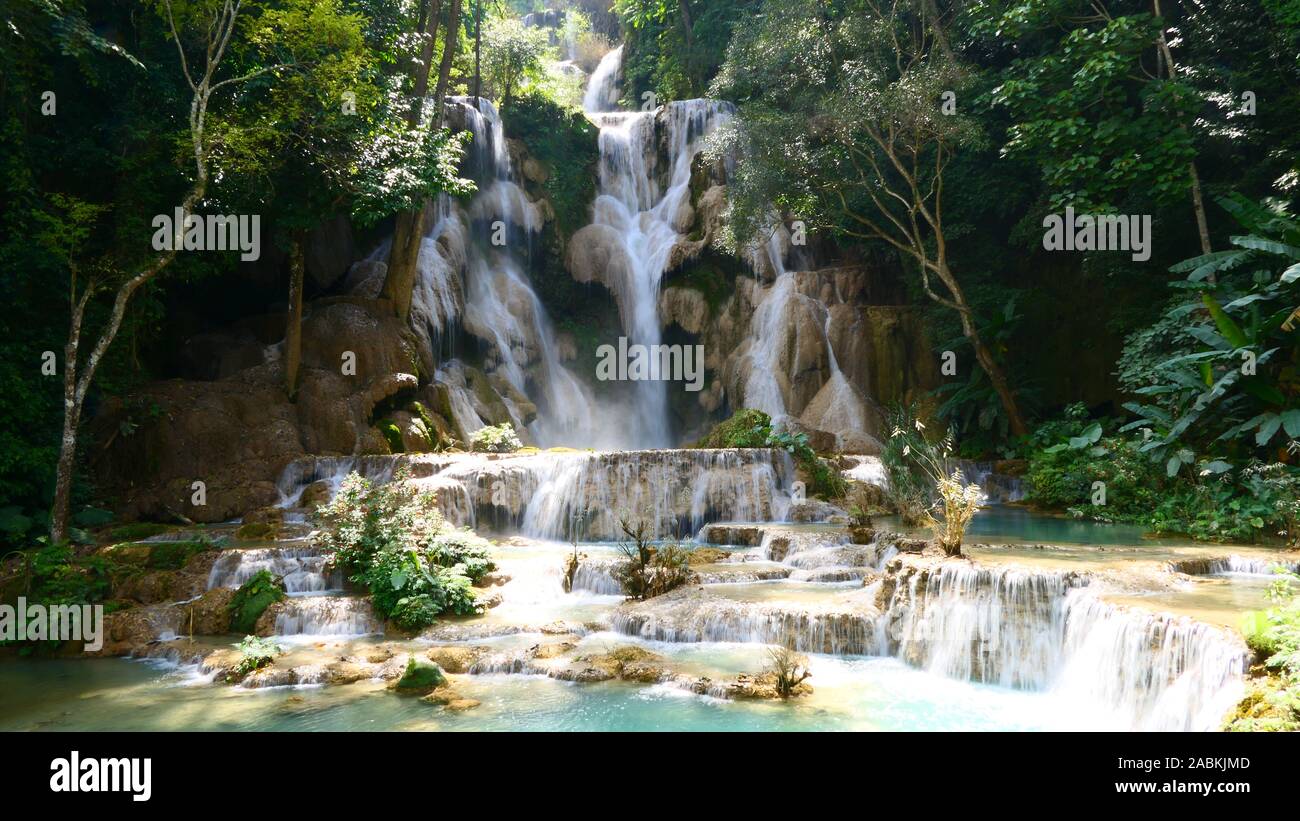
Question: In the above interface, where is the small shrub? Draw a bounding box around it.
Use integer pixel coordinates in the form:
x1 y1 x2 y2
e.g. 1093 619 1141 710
314 468 495 628
694 409 772 448
469 423 522 453
613 517 695 600
228 569 286 634
229 635 281 681
885 405 982 556
389 594 441 631
766 646 812 699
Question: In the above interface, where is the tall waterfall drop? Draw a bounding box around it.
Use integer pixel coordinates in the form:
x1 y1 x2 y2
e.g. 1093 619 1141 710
409 97 602 446
580 46 733 446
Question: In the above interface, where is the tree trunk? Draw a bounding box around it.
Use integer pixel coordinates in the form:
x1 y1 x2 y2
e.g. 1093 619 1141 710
936 260 1029 437
433 0 462 117
411 0 443 124
1153 0 1212 257
1188 159 1212 256
381 0 446 319
285 232 306 400
473 0 482 102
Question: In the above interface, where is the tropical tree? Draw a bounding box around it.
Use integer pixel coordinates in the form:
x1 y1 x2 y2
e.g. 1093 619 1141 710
1118 195 1300 475
481 17 548 105
46 0 300 544
712 0 1029 434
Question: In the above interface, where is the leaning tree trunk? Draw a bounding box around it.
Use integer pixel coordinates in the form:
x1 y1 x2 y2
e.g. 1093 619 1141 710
473 0 482 102
1153 0 1212 258
380 0 451 320
432 0 462 116
936 259 1028 437
284 232 306 400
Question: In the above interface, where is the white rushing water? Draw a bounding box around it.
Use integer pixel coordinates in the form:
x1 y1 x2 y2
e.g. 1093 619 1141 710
879 561 1247 731
400 97 606 447
577 43 746 446
583 45 623 112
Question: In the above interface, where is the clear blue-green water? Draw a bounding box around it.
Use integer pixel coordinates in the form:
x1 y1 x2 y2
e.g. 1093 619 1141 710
881 504 1223 548
0 652 1102 732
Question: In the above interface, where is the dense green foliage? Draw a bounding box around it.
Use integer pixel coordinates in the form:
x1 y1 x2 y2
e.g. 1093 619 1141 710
0 0 475 534
694 409 846 498
615 0 760 104
314 468 495 630
501 90 600 236
228 569 287 634
230 635 283 681
468 422 523 453
1228 568 1300 731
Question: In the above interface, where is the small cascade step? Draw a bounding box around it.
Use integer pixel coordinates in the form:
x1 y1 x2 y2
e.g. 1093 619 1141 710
207 546 341 595
270 595 381 637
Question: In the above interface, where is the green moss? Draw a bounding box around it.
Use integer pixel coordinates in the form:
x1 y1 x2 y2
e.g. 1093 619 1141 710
675 262 735 317
694 409 773 448
379 420 404 453
227 569 285 634
146 538 216 570
500 91 599 237
108 522 174 542
235 521 277 540
394 655 446 693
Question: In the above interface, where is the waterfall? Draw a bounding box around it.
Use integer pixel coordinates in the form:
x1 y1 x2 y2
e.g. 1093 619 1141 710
399 97 603 447
611 589 881 654
584 95 734 446
879 561 1247 731
275 448 797 540
1170 555 1300 576
583 45 623 112
207 547 341 595
740 270 876 449
271 596 381 637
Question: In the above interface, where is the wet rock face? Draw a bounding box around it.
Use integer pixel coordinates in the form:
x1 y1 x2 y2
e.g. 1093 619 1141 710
611 585 882 655
397 448 795 540
89 297 453 523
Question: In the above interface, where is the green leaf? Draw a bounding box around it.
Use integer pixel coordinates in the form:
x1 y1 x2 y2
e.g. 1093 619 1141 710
1201 294 1250 348
1256 414 1282 446
1166 456 1182 477
1282 409 1300 438
1068 422 1102 449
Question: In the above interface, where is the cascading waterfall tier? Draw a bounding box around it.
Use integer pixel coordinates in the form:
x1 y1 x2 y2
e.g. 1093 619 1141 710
207 547 340 595
878 558 1247 731
611 586 882 655
403 96 600 446
276 448 797 541
579 45 734 445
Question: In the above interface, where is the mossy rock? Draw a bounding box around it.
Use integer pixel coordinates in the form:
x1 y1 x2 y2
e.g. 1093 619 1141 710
694 409 772 449
688 547 731 565
392 656 446 695
228 570 286 634
146 539 216 571
378 420 404 453
107 522 175 542
235 521 279 541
